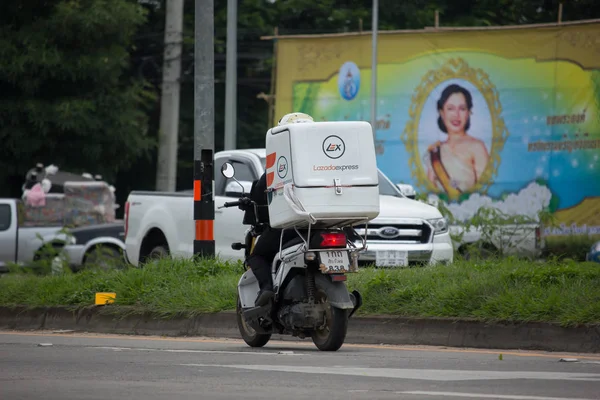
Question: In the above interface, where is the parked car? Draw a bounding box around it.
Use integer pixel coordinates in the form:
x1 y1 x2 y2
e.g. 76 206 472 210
1 177 120 272
124 149 454 268
0 198 66 272
55 222 126 271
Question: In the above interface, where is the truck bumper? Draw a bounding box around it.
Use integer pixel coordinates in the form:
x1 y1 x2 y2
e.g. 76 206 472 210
431 232 455 264
59 245 86 268
354 232 454 267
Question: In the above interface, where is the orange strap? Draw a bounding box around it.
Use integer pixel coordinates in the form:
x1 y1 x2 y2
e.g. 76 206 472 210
195 220 214 241
193 180 201 201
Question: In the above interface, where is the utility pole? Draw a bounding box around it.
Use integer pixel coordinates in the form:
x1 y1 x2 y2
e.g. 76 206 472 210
194 0 216 258
558 3 563 24
224 0 237 150
156 0 184 192
371 0 378 139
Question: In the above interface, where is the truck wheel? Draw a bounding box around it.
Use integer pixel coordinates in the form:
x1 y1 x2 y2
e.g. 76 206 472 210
34 243 65 274
148 245 168 260
236 296 271 348
311 290 348 351
84 246 124 270
461 242 496 260
51 253 68 274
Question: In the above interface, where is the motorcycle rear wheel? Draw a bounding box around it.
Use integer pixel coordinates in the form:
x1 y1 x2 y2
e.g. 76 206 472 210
236 295 271 348
311 291 348 351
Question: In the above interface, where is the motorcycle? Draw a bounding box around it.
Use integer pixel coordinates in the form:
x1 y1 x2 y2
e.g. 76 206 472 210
219 162 367 351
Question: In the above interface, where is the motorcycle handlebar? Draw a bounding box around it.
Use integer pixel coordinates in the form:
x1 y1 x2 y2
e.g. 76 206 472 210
223 197 254 209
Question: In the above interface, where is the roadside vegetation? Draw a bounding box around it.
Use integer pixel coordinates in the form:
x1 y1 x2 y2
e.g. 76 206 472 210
1 254 598 327
2 192 598 327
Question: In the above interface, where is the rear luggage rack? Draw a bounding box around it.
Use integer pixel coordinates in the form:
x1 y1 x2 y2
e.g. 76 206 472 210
277 216 371 263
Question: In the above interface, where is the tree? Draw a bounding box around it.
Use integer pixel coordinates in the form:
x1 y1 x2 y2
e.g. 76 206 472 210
0 0 156 197
3 0 596 203
174 0 278 189
169 0 600 191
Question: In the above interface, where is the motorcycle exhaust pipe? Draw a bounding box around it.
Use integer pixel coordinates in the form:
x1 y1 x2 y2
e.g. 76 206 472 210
348 290 363 318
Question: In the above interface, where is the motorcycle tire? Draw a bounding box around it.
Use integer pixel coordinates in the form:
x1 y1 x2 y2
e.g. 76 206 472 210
311 298 348 352
236 295 271 348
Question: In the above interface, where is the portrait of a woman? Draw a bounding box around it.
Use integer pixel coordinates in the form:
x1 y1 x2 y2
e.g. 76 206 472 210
425 83 490 195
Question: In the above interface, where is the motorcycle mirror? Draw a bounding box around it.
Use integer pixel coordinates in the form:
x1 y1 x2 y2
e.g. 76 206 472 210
221 162 235 179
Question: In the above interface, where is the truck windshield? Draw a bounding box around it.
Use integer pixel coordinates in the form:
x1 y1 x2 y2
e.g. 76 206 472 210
259 156 403 198
377 171 404 197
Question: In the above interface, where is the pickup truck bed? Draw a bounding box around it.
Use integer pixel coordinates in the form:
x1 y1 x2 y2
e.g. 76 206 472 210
124 192 195 266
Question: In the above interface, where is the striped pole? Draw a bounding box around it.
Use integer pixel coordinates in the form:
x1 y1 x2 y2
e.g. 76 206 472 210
194 0 215 258
193 149 215 257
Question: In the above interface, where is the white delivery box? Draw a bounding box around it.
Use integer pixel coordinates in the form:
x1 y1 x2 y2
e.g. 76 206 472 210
265 120 380 229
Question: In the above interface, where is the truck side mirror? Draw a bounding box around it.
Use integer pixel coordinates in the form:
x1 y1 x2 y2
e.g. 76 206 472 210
221 162 235 179
396 183 416 199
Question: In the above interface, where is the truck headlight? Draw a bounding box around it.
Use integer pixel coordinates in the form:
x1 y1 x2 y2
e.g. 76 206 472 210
428 218 448 234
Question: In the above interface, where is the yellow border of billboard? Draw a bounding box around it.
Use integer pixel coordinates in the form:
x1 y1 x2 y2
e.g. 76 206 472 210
267 20 600 127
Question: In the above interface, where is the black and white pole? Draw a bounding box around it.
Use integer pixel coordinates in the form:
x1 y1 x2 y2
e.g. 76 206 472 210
193 0 215 258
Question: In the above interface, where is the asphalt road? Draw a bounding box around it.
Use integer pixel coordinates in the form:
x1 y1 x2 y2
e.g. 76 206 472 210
1 331 600 400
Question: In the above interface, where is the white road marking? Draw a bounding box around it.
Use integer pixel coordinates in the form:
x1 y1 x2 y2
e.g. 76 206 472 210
92 347 132 351
179 364 600 382
398 391 599 400
89 346 303 356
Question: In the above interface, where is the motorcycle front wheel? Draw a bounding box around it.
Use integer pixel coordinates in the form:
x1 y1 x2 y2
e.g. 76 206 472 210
236 295 271 348
311 290 348 351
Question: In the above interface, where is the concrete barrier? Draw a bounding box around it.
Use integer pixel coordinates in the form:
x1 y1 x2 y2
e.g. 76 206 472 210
1 306 598 353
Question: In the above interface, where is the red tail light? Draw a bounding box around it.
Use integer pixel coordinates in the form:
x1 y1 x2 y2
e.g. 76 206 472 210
124 201 130 239
320 232 347 248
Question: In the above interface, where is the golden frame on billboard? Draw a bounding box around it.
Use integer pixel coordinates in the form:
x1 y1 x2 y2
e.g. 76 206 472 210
400 57 509 201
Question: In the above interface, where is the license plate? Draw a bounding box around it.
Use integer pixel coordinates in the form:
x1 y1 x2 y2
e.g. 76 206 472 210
319 250 350 274
376 250 408 267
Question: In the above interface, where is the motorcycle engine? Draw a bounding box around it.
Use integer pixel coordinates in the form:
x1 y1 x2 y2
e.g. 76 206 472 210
278 301 327 331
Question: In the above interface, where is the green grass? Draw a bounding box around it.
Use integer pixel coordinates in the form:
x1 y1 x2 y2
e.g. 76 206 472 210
350 258 600 326
1 256 599 327
543 234 600 261
0 258 242 318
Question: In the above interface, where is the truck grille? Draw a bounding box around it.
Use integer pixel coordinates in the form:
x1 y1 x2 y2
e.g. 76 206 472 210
353 221 432 244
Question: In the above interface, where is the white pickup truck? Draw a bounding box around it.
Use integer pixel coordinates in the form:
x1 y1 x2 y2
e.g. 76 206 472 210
124 149 454 267
0 198 68 272
0 198 127 273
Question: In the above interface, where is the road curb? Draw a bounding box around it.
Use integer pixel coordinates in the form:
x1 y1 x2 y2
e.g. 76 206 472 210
1 306 598 353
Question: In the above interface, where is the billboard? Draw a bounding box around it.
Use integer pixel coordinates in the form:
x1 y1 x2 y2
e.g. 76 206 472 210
273 21 600 237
